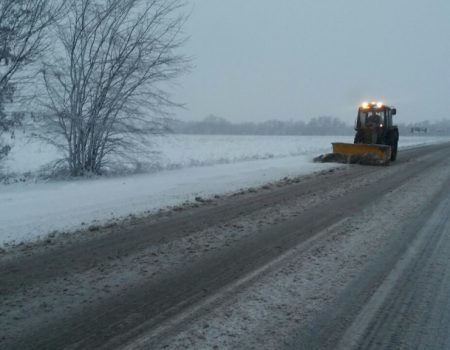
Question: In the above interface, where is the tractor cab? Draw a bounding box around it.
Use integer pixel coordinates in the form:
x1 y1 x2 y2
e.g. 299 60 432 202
353 101 399 161
355 102 397 130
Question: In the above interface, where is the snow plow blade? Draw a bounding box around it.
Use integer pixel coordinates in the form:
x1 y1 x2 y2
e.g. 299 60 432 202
314 143 391 165
332 143 391 162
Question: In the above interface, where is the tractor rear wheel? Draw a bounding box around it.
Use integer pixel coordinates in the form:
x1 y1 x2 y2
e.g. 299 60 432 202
389 129 399 161
390 142 398 161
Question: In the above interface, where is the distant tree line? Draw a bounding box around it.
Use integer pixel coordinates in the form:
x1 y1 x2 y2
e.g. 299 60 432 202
170 115 450 137
169 115 353 136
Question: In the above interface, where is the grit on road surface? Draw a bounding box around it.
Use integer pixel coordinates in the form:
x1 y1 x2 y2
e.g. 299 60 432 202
1 143 450 350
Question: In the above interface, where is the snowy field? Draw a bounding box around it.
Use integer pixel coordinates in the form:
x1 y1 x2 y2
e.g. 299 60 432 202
1 133 449 247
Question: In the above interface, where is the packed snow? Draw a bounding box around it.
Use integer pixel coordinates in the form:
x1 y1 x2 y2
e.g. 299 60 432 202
1 133 449 247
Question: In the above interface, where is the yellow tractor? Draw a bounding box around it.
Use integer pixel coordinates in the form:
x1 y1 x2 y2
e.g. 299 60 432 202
317 102 399 165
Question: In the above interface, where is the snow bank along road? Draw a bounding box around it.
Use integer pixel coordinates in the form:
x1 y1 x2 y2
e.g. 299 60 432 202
1 142 450 349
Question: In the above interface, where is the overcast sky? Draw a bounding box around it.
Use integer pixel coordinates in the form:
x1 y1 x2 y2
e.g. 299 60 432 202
172 0 450 124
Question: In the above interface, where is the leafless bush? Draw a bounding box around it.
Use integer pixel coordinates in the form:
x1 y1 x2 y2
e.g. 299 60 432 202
0 0 64 161
40 0 189 176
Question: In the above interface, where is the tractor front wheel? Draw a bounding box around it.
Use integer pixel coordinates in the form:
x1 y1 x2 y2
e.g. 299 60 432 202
354 130 363 144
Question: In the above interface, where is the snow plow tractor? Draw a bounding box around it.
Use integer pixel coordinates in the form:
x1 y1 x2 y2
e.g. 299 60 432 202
315 102 399 165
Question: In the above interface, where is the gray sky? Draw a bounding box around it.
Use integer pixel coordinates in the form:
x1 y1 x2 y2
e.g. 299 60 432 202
173 0 450 124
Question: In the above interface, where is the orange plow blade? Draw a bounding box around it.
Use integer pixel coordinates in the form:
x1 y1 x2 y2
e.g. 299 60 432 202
332 143 391 163
314 143 391 165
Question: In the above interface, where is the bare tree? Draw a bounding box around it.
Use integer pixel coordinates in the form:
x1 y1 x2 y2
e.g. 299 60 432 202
41 0 189 176
0 0 63 161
